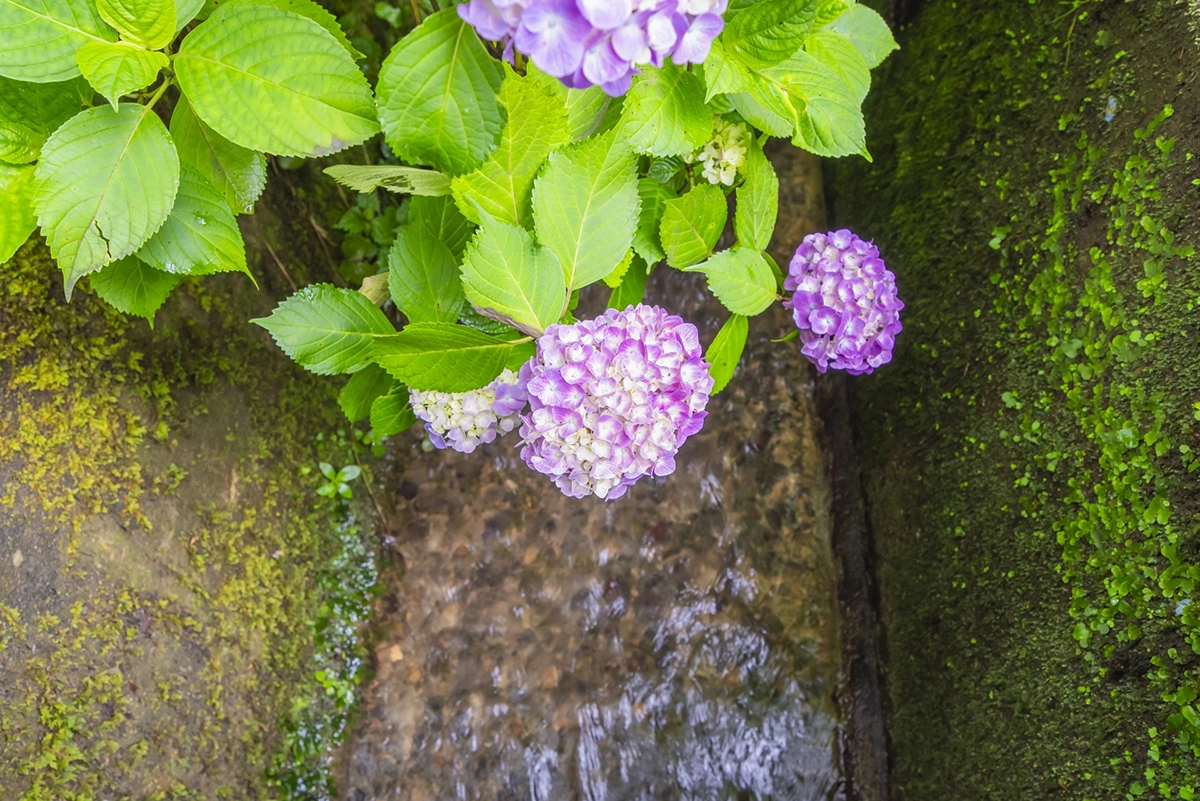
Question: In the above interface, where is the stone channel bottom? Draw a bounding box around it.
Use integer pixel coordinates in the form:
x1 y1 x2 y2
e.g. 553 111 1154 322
341 274 845 801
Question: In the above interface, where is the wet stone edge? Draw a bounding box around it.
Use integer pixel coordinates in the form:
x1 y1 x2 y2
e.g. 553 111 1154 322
816 371 892 801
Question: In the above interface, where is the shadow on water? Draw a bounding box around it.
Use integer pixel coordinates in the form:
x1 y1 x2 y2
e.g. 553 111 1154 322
342 153 853 801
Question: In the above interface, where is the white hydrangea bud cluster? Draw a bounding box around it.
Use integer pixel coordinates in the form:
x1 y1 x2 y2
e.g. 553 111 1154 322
685 117 750 186
410 369 527 454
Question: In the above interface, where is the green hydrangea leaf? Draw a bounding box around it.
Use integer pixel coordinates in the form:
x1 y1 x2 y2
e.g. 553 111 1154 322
76 41 168 108
734 136 778 251
0 121 38 163
387 224 465 324
619 63 712 158
701 39 753 102
602 248 633 289
89 254 180 324
0 75 84 161
220 0 364 59
706 313 748 394
176 4 379 156
0 0 116 82
805 29 870 103
33 103 180 298
660 184 727 269
169 94 266 215
722 0 817 68
253 283 396 375
97 0 175 49
0 163 37 262
409 194 475 260
728 89 793 138
633 178 675 266
813 0 847 27
324 164 452 196
460 214 567 336
372 323 517 392
370 383 416 436
338 362 392 423
828 4 898 69
376 8 503 175
747 49 867 158
531 128 640 290
136 164 248 276
607 252 648 310
566 84 611 141
685 247 777 316
175 0 203 28
452 66 571 227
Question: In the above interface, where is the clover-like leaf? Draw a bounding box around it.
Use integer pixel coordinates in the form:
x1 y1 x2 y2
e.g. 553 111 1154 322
34 102 180 297
176 3 379 157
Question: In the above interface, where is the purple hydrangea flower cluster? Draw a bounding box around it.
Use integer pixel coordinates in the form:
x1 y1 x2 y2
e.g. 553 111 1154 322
410 369 529 454
518 304 713 500
784 230 904 375
458 0 727 96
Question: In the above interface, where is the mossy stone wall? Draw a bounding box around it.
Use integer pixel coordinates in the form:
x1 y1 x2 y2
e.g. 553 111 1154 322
835 0 1200 798
0 166 365 799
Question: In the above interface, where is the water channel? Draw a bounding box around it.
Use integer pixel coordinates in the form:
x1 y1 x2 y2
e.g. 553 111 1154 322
340 153 854 801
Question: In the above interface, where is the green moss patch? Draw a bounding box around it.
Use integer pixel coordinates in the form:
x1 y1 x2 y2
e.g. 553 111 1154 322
0 174 379 799
835 0 1200 797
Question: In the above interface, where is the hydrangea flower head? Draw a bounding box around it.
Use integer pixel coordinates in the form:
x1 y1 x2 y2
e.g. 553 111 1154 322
685 117 750 185
784 230 904 375
458 0 727 96
410 369 528 454
519 304 713 500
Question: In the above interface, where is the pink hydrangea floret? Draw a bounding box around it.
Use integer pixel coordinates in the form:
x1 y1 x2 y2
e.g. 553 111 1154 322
518 304 713 500
410 369 528 454
784 230 904 375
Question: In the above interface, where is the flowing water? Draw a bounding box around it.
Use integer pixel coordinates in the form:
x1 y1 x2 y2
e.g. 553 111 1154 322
341 155 843 801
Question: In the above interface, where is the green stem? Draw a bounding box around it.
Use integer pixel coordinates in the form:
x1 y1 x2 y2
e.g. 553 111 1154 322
145 77 172 110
